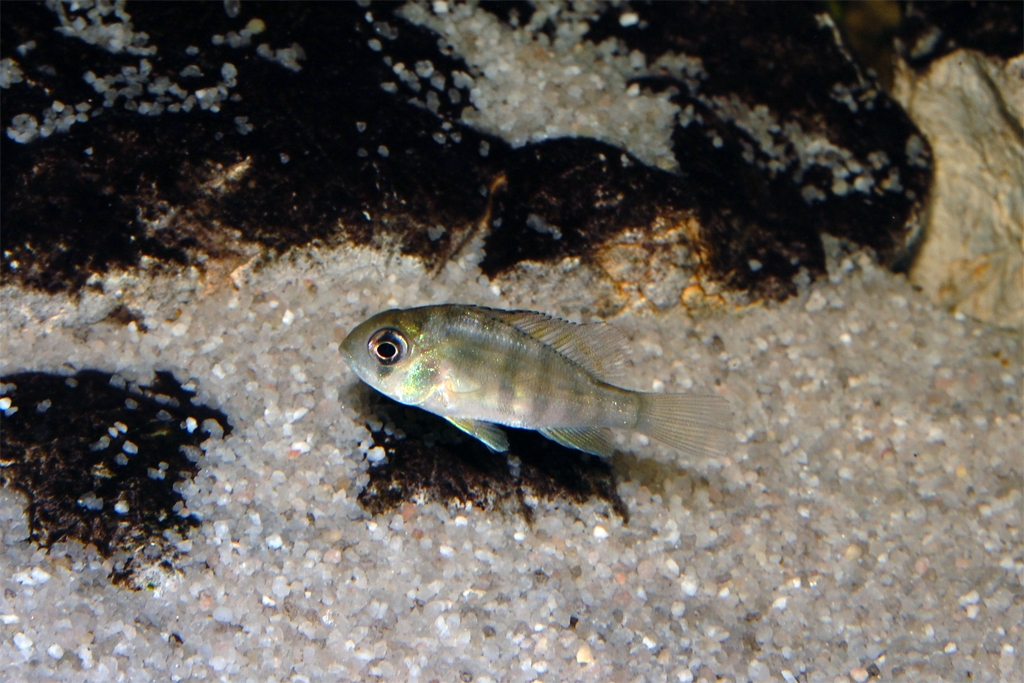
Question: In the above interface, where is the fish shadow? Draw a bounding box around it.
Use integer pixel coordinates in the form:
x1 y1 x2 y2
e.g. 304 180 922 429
353 387 629 523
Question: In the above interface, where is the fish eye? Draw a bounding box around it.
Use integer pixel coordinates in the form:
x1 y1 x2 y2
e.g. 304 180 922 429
368 328 408 365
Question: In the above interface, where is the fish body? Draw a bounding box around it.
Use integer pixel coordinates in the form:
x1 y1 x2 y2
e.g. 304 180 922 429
341 304 731 458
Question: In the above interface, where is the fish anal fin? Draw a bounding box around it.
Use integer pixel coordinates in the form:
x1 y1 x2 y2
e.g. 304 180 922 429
539 427 616 458
445 417 509 452
465 306 628 383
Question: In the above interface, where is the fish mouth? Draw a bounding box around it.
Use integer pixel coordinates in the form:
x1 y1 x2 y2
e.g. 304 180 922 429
339 329 360 364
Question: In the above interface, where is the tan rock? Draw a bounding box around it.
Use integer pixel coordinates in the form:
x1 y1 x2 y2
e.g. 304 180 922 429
893 49 1023 329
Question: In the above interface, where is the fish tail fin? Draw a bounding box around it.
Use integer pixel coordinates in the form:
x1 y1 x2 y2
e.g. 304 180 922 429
637 392 733 458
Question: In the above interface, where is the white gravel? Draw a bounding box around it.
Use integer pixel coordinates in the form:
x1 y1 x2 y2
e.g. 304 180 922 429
0 240 1020 682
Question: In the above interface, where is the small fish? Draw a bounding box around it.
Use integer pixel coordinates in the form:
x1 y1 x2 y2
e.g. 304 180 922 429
341 305 731 458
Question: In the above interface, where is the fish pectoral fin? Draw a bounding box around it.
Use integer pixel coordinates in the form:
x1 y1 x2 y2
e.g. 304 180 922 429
445 417 509 452
539 427 616 458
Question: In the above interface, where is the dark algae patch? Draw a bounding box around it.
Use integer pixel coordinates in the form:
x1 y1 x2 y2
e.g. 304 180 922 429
0 370 230 587
356 391 628 523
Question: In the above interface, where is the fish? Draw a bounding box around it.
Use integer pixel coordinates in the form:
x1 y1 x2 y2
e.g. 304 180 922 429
340 304 732 459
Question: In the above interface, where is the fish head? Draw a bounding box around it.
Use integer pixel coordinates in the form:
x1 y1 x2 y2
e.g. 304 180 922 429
341 307 439 405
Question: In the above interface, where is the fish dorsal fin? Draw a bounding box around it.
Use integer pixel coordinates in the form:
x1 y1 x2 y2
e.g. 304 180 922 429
467 306 629 383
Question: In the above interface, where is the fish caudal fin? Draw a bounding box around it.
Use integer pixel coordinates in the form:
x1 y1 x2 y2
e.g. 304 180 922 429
636 393 733 458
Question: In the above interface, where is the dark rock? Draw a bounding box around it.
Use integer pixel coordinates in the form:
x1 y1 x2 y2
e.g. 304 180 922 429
480 138 688 280
2 1 931 305
0 2 493 291
584 1 932 296
897 0 1023 68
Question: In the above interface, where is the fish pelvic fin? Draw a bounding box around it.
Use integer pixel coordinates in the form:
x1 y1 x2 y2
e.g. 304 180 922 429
539 427 617 458
445 417 509 452
636 393 733 458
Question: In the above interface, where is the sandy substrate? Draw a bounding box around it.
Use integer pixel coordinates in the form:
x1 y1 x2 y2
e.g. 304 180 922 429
0 243 1020 683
